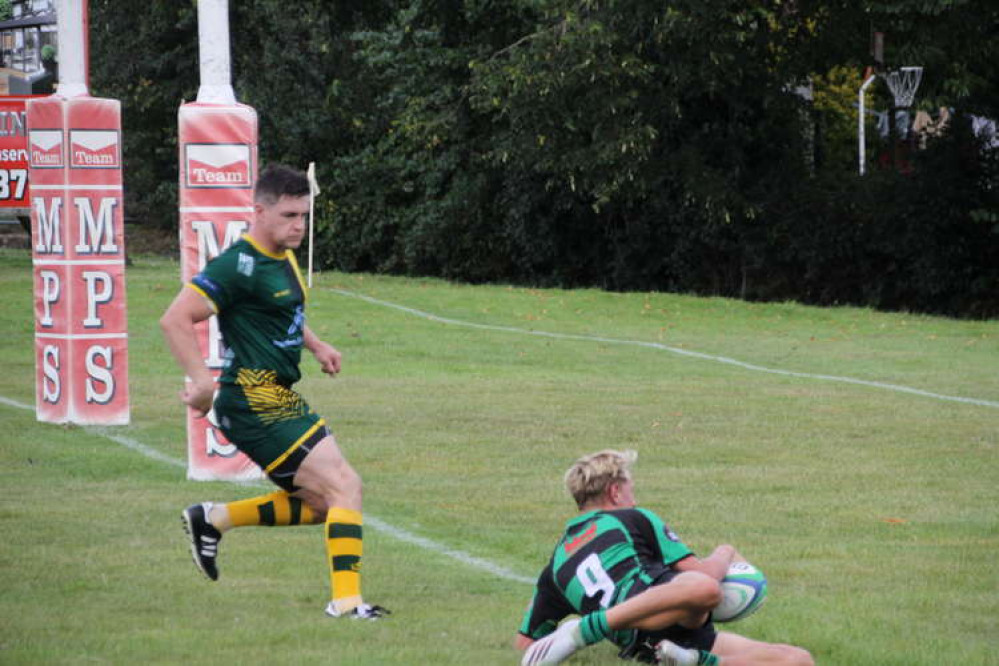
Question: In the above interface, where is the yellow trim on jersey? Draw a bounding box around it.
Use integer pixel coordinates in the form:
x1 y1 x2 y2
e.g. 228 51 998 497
242 233 287 260
264 418 327 474
240 233 308 301
285 249 309 302
185 282 219 313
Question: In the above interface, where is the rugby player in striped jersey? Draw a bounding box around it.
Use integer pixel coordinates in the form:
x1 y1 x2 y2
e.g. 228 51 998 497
517 450 812 665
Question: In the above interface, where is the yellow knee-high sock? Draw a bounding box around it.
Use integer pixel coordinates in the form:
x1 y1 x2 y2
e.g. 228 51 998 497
224 491 318 527
326 507 363 610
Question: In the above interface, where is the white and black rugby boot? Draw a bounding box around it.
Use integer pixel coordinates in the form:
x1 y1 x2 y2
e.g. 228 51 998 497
181 502 222 581
324 601 391 620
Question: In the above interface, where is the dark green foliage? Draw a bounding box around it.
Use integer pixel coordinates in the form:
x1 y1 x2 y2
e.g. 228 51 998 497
89 0 197 230
88 0 998 317
759 117 999 317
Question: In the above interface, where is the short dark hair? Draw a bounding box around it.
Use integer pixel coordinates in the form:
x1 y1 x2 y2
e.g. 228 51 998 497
254 164 310 204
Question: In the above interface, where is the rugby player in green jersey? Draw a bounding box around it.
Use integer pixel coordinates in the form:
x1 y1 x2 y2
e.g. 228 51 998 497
517 450 812 665
160 164 387 619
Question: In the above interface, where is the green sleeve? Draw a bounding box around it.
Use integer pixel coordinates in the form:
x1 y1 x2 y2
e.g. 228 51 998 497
190 247 248 313
636 507 693 566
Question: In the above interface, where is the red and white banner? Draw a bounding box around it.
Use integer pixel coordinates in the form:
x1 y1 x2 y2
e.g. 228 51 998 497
178 102 262 481
0 97 35 209
29 95 129 425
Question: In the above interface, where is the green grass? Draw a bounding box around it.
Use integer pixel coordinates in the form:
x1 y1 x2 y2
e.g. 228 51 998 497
1 249 997 665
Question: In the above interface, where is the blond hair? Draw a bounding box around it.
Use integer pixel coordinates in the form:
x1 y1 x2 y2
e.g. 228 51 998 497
564 449 637 509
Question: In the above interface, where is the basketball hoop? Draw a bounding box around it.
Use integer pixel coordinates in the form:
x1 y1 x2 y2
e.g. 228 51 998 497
882 66 923 108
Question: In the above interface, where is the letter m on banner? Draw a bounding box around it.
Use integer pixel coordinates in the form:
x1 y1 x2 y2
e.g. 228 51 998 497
74 196 119 254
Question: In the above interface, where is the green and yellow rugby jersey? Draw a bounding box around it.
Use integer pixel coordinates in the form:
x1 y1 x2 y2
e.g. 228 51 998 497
188 235 309 386
519 507 693 641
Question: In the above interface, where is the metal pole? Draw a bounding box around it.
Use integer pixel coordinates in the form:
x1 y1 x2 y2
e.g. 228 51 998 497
196 0 236 104
56 0 89 97
858 74 877 175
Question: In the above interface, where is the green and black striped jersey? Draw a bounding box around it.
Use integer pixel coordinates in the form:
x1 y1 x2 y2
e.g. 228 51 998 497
189 235 309 386
519 507 693 641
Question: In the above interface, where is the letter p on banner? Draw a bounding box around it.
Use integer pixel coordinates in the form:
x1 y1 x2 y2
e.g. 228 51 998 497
28 94 130 425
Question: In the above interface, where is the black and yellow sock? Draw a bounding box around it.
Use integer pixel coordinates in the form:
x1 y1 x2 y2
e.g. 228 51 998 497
326 507 363 611
579 609 610 645
225 491 318 528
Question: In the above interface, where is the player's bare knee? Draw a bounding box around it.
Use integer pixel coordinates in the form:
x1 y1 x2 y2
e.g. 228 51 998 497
787 646 814 666
769 644 814 666
678 571 722 610
316 463 362 507
337 464 362 502
699 578 722 610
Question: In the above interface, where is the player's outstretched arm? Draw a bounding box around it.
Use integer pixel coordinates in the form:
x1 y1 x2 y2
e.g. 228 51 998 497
160 287 216 416
673 544 739 581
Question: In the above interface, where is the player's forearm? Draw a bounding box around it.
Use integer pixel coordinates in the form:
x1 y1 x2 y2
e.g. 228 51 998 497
303 325 323 352
675 545 735 580
159 314 213 385
698 544 737 580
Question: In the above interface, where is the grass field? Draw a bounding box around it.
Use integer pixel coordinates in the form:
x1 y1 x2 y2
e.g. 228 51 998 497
1 249 997 665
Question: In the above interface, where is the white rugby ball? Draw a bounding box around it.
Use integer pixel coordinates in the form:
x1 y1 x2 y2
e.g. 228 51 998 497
711 561 768 622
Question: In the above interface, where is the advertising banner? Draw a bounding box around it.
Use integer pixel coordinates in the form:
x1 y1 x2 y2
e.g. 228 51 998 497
178 101 262 481
29 94 129 425
0 98 32 208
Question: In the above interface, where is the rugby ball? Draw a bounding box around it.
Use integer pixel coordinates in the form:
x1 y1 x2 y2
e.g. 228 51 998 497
711 561 768 622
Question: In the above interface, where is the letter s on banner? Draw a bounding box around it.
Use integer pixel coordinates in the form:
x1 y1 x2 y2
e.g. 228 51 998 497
42 345 61 403
84 345 115 404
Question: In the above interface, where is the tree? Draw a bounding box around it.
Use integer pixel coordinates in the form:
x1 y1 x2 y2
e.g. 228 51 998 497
89 0 198 230
86 0 997 314
89 0 393 230
792 0 999 117
458 0 809 290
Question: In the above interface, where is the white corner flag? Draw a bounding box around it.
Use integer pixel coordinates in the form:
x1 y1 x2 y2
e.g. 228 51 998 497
306 162 320 288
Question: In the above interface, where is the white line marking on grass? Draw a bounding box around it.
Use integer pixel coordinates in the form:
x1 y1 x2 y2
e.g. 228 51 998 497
365 515 535 584
88 428 189 469
329 288 999 410
0 395 534 585
0 395 32 410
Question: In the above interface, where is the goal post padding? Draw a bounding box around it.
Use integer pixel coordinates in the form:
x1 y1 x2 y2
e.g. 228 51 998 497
28 95 130 425
178 102 263 482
